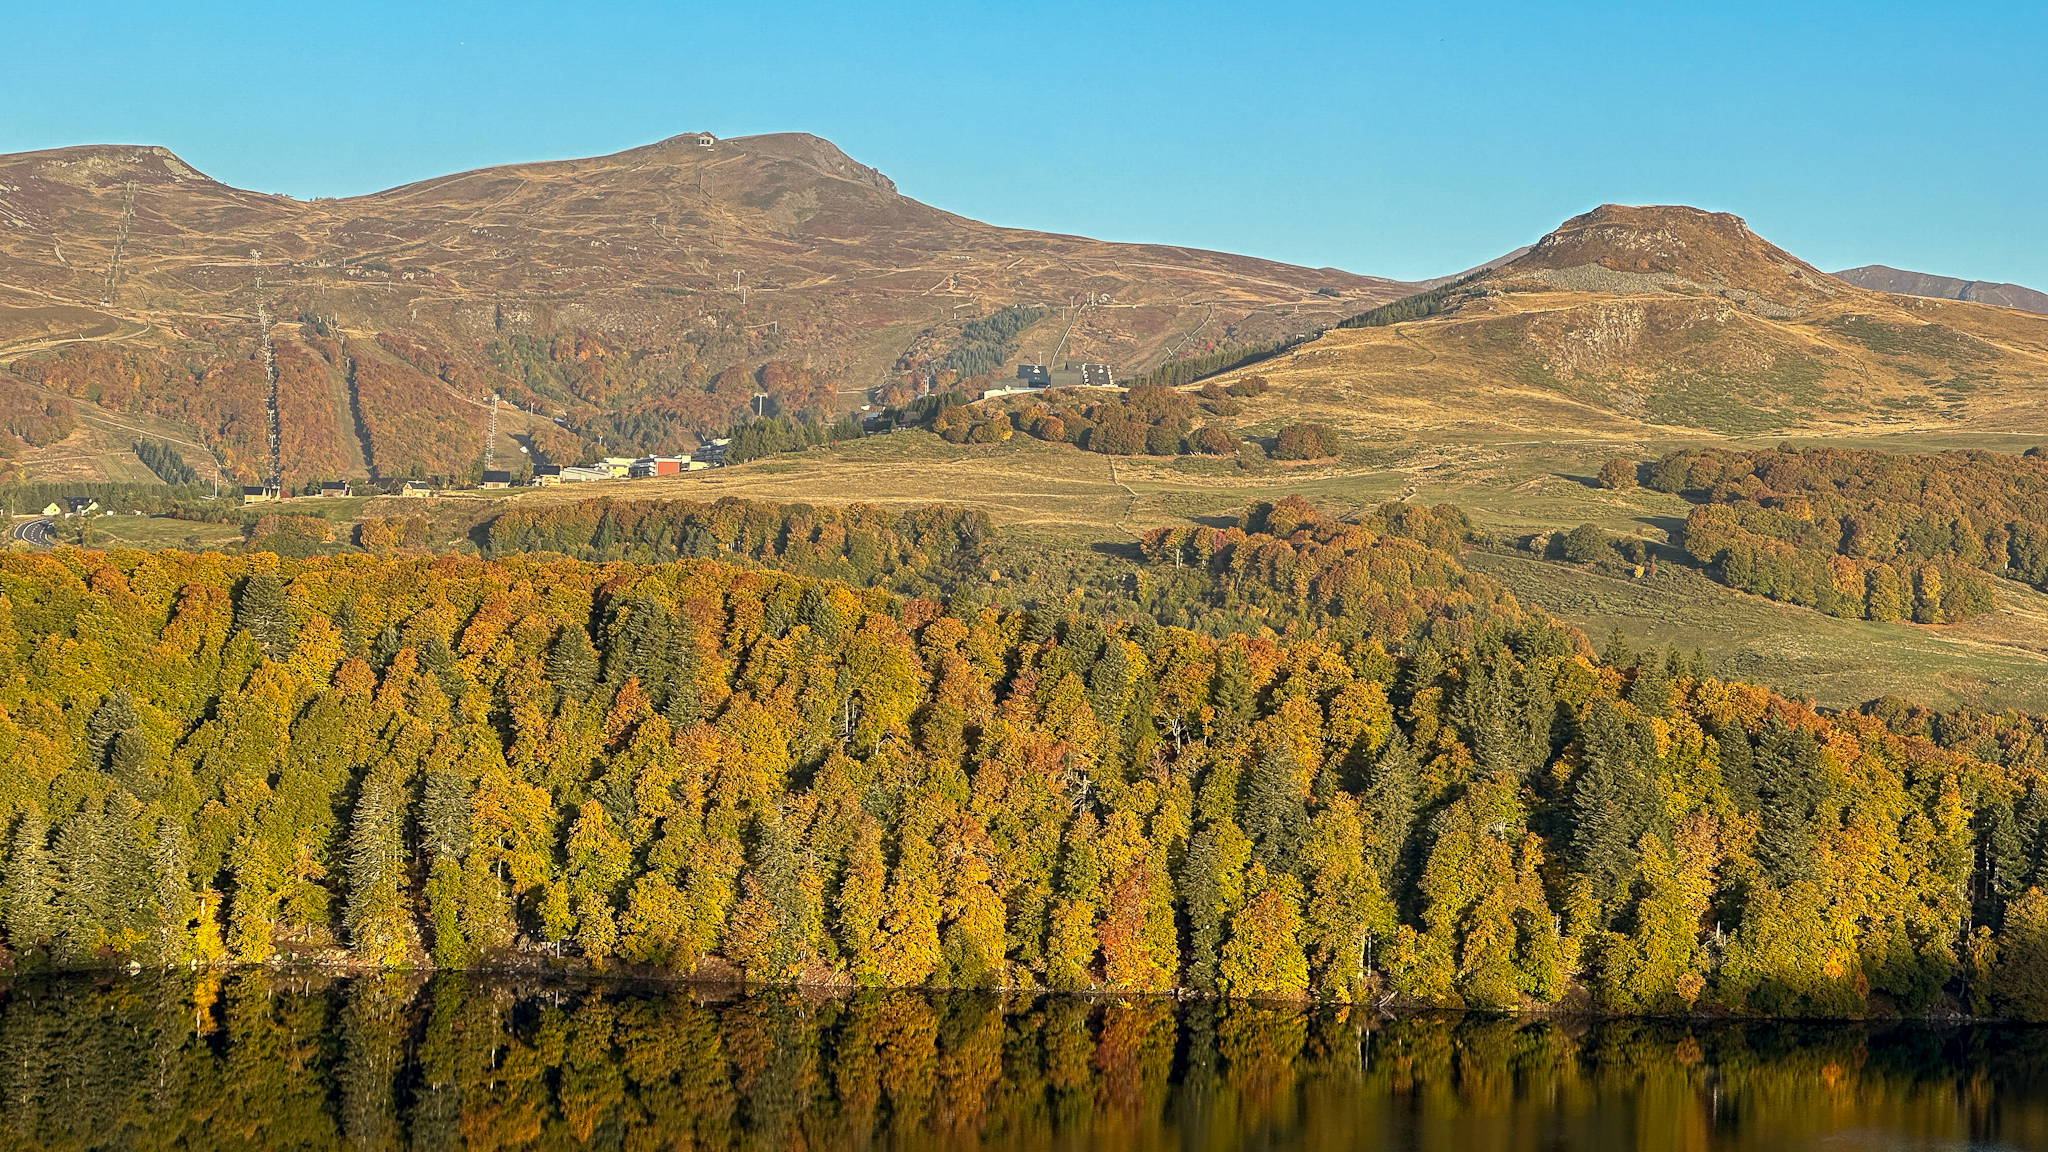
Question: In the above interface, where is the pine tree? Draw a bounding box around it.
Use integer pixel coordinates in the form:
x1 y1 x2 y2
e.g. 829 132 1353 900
51 806 110 963
108 730 160 802
545 625 601 707
84 689 140 771
1210 647 1256 737
1181 817 1250 993
102 792 152 947
1714 718 1758 810
423 767 473 966
2015 780 2048 892
1626 658 1673 716
149 818 194 965
234 570 297 660
1753 718 1823 885
1241 736 1307 872
344 764 412 966
331 600 366 658
1361 728 1419 891
1602 629 1635 669
797 585 844 646
1570 700 1662 918
3 810 53 959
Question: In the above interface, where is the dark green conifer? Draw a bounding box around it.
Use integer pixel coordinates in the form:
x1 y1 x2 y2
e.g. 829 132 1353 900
1182 824 1226 993
1400 641 1445 703
149 818 193 964
1570 700 1662 917
331 600 367 658
1980 800 2027 920
344 767 411 962
1241 736 1306 871
370 625 402 669
603 593 675 690
1210 647 1256 736
1714 719 1758 811
102 793 152 944
422 767 472 967
2017 780 2048 891
1753 717 1823 885
84 689 140 772
544 624 601 705
1626 658 1673 716
3 810 53 958
233 570 297 660
51 806 110 963
1361 728 1419 888
109 730 160 802
797 585 844 646
1602 629 1634 669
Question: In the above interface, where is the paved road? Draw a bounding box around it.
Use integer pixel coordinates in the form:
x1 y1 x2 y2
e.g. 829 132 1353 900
12 518 56 548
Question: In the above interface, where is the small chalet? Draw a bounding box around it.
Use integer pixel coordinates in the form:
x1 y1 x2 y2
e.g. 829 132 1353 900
530 464 563 485
318 482 350 498
399 481 434 498
241 486 277 505
480 470 513 489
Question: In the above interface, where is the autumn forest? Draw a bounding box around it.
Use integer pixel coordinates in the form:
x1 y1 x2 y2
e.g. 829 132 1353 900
2 493 2045 1021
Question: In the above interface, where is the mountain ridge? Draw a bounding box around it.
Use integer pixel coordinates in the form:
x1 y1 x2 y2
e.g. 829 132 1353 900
0 131 1415 483
1831 264 2048 316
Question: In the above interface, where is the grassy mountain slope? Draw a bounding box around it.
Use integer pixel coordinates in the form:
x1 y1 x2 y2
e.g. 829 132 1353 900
0 135 1409 483
1833 264 2048 316
1199 204 2048 442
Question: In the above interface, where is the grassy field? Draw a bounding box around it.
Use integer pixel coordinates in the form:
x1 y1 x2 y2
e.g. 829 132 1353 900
21 414 2048 717
1466 549 2048 713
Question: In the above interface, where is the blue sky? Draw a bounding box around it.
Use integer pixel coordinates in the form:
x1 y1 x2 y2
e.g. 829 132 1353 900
6 0 2044 286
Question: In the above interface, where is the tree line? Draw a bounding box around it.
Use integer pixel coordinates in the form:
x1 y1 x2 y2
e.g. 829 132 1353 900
1121 336 1310 391
483 496 994 593
1335 270 1488 329
1652 445 2048 622
0 496 2042 1017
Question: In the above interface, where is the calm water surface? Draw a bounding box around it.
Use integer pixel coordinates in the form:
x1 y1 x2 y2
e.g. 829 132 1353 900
2 972 2044 1150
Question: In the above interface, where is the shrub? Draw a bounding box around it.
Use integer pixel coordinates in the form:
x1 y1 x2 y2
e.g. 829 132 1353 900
1273 423 1338 461
1145 424 1184 456
1598 458 1640 490
1089 421 1147 456
1196 427 1237 455
1561 523 1611 563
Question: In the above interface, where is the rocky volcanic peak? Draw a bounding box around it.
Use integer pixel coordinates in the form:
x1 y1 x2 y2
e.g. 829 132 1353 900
1494 204 1844 316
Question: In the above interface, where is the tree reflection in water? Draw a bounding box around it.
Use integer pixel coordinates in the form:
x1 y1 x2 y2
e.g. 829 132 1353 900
0 972 2043 1150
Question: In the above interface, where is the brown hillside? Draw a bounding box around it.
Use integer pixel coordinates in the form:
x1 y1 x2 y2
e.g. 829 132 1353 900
1832 264 2048 316
1188 204 2048 444
0 134 1410 482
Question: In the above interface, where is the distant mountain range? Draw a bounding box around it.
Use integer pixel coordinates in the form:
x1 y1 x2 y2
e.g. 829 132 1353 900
1 129 2044 487
1830 265 2048 316
0 134 1413 482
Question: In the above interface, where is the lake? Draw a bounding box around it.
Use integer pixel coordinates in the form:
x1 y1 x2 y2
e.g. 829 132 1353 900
2 972 2044 1150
